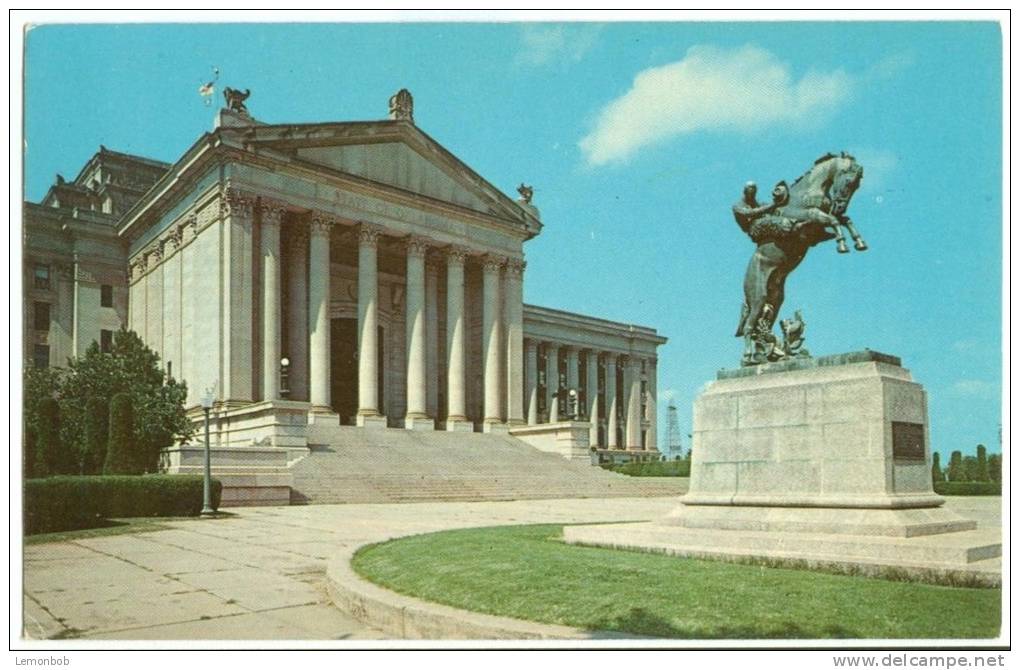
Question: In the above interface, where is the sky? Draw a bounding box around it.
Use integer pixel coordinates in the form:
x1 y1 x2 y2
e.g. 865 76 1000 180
23 20 1003 461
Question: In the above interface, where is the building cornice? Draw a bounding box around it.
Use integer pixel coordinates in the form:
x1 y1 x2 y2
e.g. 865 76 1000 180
523 303 668 348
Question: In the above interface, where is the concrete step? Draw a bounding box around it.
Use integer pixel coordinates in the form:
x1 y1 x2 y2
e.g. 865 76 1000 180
290 426 687 504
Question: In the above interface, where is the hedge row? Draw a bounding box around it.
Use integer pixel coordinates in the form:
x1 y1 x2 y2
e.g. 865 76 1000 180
24 475 222 535
934 481 1002 496
601 460 691 477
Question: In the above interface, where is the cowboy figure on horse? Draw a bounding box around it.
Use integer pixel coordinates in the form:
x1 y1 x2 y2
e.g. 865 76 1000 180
734 153 866 366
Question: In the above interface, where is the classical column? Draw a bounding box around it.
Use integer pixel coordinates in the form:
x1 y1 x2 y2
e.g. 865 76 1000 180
481 254 504 431
219 190 256 402
546 342 560 422
605 352 618 448
260 199 286 401
525 338 539 426
586 349 599 447
445 247 471 431
285 224 309 402
625 357 643 449
646 358 658 452
425 255 440 420
565 346 579 419
504 258 525 426
404 236 432 430
308 215 333 412
356 224 385 427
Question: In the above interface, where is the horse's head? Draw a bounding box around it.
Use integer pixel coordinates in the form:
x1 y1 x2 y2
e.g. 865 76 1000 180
828 154 863 218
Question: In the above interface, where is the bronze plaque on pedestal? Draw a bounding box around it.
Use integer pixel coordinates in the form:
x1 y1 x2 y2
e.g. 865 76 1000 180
892 421 926 461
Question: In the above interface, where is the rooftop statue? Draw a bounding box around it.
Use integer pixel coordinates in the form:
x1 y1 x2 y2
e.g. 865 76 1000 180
223 87 251 115
389 88 414 122
517 183 534 204
734 152 865 366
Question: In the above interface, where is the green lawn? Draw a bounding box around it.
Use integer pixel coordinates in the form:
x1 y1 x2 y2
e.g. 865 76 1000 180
352 524 1001 639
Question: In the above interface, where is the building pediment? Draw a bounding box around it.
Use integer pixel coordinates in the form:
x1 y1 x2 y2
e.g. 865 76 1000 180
220 121 537 229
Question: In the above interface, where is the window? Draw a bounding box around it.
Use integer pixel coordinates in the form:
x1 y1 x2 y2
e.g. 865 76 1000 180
101 284 114 307
100 329 113 354
33 302 50 331
33 264 50 289
33 345 49 369
166 361 172 379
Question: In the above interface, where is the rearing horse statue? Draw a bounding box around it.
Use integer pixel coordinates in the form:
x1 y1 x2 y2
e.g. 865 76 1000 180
735 152 865 366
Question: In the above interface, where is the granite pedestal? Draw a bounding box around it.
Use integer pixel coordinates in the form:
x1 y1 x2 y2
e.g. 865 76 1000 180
564 352 1001 583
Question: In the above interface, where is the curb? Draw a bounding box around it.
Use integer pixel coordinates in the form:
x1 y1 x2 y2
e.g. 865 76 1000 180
326 544 610 640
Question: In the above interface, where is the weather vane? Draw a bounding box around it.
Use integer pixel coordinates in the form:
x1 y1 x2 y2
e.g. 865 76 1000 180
198 67 220 107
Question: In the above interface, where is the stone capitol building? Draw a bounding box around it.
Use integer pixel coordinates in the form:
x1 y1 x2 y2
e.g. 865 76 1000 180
24 90 667 502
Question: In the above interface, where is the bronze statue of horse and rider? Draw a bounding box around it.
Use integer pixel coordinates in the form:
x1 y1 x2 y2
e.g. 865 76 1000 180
733 152 865 366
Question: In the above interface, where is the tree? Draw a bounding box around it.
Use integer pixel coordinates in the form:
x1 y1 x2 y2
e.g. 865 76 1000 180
975 444 991 482
988 454 1002 483
947 450 965 482
104 393 137 475
81 396 109 475
23 365 65 477
61 330 191 473
931 451 945 484
961 455 978 482
32 398 63 477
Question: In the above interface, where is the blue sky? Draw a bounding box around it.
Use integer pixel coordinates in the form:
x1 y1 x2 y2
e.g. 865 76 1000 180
24 21 1003 460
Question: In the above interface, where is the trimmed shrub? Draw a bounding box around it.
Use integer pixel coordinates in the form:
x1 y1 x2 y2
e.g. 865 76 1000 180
23 475 223 535
989 454 1002 483
82 396 109 475
975 444 991 482
947 450 964 482
104 393 138 475
601 460 691 477
934 481 1001 496
931 452 945 484
33 398 63 477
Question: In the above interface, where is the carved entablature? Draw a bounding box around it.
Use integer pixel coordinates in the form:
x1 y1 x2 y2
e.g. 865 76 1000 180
169 225 183 251
357 223 383 248
505 258 526 278
445 245 469 265
185 213 199 240
309 212 336 237
220 187 255 221
482 254 506 274
405 235 430 259
258 198 287 227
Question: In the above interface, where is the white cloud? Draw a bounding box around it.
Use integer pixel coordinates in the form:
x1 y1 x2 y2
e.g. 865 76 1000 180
951 379 998 398
515 24 602 67
579 44 854 167
849 147 898 194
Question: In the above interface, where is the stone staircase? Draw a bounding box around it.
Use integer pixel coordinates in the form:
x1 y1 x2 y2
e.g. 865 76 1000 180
289 426 687 504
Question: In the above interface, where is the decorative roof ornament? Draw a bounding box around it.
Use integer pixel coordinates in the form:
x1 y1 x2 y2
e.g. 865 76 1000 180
223 87 251 116
388 88 414 122
516 183 534 204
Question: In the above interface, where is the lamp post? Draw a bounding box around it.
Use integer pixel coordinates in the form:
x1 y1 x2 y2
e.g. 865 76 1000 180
280 357 290 399
200 388 216 516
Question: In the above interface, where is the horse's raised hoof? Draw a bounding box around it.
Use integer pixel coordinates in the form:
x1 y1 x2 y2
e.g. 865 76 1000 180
837 240 850 253
855 240 869 251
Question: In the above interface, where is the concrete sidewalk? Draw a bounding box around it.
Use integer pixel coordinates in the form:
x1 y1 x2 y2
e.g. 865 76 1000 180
22 497 680 641
21 496 1000 641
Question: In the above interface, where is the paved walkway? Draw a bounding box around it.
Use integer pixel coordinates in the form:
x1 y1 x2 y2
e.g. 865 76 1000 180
22 497 680 640
22 496 1000 641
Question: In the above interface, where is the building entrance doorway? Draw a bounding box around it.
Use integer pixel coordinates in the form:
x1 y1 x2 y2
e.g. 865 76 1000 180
330 318 385 424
